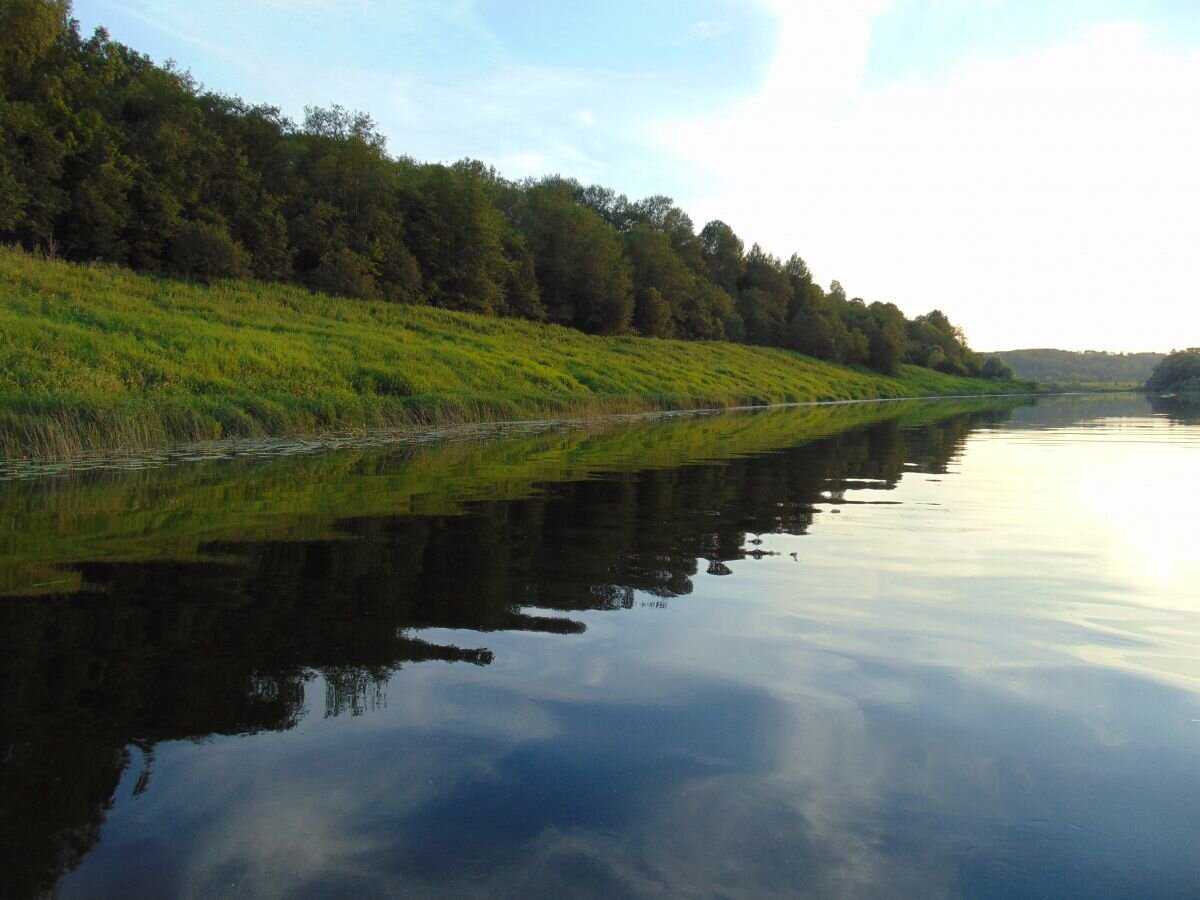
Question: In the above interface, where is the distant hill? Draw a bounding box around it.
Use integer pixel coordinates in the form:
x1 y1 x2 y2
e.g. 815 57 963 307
987 349 1164 385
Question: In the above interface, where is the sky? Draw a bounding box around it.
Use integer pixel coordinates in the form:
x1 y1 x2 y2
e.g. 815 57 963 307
71 0 1200 352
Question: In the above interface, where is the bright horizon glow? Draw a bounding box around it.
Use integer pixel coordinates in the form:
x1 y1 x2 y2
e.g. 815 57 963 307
72 0 1200 353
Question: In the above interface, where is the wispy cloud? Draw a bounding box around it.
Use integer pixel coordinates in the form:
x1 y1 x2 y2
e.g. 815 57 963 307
94 0 231 59
654 4 1200 350
686 19 731 41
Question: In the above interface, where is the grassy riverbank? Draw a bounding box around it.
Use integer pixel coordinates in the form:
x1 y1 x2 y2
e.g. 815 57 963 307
0 249 1023 458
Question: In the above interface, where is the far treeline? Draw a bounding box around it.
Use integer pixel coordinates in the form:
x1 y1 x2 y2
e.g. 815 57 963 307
991 349 1164 385
0 0 1011 381
1145 349 1200 395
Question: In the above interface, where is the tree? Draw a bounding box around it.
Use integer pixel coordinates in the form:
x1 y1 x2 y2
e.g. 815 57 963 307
574 182 637 232
737 244 791 346
310 245 380 300
515 177 633 334
0 1 75 246
699 220 745 298
290 105 418 301
0 0 70 91
169 219 250 281
624 223 696 338
401 162 507 314
498 230 544 320
865 302 908 375
908 310 974 375
981 356 1014 381
787 310 833 359
635 287 672 338
1145 348 1200 393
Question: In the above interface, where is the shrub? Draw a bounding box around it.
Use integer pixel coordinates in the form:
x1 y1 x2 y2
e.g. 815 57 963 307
310 247 381 301
170 220 251 282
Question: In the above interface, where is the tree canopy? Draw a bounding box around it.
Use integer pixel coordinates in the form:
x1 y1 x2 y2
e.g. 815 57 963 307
1145 349 1200 394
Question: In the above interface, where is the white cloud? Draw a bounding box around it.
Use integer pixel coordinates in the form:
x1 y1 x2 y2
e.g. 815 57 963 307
686 19 732 41
655 5 1200 351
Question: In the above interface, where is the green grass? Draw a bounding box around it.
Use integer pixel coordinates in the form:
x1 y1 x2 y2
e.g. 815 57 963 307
0 248 1024 458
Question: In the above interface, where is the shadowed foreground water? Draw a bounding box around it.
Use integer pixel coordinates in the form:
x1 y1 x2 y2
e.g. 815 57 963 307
1 395 1198 898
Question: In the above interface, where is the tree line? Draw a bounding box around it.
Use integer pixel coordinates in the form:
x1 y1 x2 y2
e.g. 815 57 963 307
1145 349 1200 394
990 349 1160 385
0 1 1009 379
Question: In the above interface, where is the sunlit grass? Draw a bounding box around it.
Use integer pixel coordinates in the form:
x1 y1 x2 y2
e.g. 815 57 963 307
0 248 1021 458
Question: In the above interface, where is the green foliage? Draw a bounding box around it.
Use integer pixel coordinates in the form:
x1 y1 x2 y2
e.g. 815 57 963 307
0 249 1020 458
634 287 673 338
981 356 1014 381
400 161 507 313
310 245 380 300
738 244 791 346
865 302 907 376
906 310 979 376
169 219 250 281
516 177 633 334
1145 348 1200 394
699 220 745 296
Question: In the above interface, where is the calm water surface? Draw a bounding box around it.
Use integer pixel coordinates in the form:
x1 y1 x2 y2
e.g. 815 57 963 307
2 395 1198 898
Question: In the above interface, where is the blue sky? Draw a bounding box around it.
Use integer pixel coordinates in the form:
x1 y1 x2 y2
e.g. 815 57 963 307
73 0 776 193
73 1 1200 351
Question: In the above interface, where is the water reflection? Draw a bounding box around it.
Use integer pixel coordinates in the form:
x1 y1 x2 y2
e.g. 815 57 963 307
3 396 1199 898
1150 393 1200 423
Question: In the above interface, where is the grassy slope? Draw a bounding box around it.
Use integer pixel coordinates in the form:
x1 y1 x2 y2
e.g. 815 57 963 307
0 249 1021 457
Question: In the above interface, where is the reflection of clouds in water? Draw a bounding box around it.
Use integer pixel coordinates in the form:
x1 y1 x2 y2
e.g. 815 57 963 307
443 770 960 899
180 784 386 898
174 737 505 898
174 749 964 900
162 680 916 896
162 658 1199 898
374 672 565 742
170 676 562 896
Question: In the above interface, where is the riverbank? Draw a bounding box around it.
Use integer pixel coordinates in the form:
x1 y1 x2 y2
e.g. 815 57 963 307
0 249 1025 458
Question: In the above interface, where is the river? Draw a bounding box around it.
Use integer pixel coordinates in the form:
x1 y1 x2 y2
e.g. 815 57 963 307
2 394 1197 898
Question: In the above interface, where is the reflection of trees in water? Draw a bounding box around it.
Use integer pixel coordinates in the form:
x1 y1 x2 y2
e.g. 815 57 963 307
0 408 1005 897
324 667 387 718
1007 393 1155 428
1150 394 1200 423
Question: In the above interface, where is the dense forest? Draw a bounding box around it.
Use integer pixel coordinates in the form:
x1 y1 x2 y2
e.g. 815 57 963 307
990 349 1163 384
0 1 1008 379
1145 349 1200 394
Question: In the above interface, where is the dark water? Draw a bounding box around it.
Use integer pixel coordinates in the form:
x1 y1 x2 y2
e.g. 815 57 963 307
2 395 1198 898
